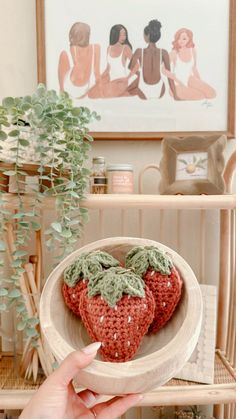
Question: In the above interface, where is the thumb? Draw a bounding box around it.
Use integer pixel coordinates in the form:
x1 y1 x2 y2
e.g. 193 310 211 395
50 342 101 387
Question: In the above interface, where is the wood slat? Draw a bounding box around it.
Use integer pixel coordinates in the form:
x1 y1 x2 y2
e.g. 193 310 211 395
2 194 236 211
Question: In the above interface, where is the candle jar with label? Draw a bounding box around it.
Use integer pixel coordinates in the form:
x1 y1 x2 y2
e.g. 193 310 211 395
90 157 107 194
107 164 134 194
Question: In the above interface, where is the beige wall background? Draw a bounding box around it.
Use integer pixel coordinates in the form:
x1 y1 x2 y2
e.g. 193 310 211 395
0 1 235 417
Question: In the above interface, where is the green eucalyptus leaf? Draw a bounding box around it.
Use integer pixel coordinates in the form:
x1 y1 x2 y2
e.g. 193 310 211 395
0 288 8 296
60 229 72 238
68 219 79 226
11 259 22 268
31 340 39 348
51 222 62 233
26 327 38 338
84 134 94 142
37 84 46 95
71 107 81 116
2 97 15 108
65 181 76 189
18 221 30 228
70 191 80 198
33 103 44 116
19 138 30 147
12 212 25 219
0 121 10 127
0 130 7 140
17 321 26 331
45 240 53 249
8 129 20 137
21 103 31 112
17 170 28 176
16 303 26 313
0 303 7 311
3 170 16 176
0 240 6 251
81 212 89 223
27 317 39 326
31 221 41 231
81 168 91 176
13 250 28 257
16 267 25 274
8 288 21 298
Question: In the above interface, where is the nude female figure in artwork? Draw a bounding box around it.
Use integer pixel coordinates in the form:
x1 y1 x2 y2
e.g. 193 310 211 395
166 28 216 100
129 20 179 100
58 22 101 99
88 24 139 99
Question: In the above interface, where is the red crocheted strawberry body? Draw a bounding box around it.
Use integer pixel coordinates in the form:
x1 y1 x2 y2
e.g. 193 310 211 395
144 266 183 333
62 280 87 317
80 287 155 362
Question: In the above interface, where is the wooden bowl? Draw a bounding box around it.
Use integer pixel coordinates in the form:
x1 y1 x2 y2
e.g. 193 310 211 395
40 237 203 394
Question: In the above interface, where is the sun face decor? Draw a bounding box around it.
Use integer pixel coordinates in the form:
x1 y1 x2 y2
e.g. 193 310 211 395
159 135 226 195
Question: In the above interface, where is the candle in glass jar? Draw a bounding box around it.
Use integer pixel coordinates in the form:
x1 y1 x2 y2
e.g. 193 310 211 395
107 164 134 194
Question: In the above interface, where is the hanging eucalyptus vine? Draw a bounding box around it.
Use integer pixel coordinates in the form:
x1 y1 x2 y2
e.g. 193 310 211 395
0 84 99 339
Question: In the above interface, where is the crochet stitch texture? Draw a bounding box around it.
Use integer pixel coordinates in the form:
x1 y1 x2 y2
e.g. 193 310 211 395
62 251 119 317
145 266 183 333
80 287 155 362
125 246 183 333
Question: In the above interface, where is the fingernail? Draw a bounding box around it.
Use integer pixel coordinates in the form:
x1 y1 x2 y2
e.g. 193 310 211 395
82 342 101 355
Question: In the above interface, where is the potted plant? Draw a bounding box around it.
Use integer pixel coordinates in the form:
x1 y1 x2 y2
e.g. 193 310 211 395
0 84 98 380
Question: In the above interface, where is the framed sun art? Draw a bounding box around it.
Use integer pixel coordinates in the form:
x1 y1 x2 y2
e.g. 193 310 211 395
36 0 236 140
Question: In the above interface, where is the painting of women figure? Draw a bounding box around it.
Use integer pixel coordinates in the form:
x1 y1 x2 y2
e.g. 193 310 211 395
58 22 101 99
167 28 216 100
88 24 139 98
129 20 179 100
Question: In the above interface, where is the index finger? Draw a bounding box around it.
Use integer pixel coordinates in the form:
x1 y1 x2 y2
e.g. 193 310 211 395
49 342 101 387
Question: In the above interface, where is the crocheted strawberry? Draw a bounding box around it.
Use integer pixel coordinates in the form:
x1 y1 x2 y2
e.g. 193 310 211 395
125 246 183 333
62 251 120 317
80 267 155 362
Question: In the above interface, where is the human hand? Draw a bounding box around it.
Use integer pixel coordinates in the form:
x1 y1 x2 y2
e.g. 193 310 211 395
19 342 142 419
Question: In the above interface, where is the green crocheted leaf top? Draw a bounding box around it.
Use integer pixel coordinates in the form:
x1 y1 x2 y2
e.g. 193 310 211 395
87 266 145 307
64 251 120 287
125 246 173 277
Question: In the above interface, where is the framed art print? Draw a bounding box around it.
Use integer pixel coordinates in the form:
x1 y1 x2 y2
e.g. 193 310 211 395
36 0 236 139
159 135 226 195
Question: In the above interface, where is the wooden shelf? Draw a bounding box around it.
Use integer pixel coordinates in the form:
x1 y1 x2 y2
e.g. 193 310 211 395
0 351 235 409
2 193 236 210
82 194 236 210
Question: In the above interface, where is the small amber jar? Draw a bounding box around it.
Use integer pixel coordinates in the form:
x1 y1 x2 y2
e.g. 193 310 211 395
90 157 107 194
